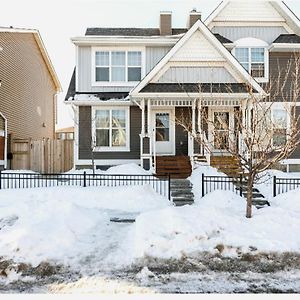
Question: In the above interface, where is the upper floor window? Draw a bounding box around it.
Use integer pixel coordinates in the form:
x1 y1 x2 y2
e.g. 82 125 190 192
233 38 269 82
94 50 142 83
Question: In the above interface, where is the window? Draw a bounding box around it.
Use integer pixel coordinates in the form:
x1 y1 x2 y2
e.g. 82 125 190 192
94 50 142 83
235 47 265 78
233 38 268 81
272 109 288 147
94 108 129 150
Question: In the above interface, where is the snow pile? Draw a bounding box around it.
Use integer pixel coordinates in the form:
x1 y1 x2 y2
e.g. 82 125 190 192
133 189 300 259
65 163 151 175
255 169 299 199
189 164 227 200
0 185 171 266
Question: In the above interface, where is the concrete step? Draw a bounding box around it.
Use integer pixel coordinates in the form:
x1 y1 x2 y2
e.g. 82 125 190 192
173 199 194 207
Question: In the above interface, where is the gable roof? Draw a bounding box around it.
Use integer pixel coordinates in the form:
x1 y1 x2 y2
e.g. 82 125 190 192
130 20 265 96
205 1 300 35
0 27 62 92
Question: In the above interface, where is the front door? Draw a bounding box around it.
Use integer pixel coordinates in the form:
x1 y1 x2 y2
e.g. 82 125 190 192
152 109 175 155
209 108 234 153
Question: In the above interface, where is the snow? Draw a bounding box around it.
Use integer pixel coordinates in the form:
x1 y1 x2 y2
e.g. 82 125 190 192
73 94 129 102
65 163 151 175
1 163 300 279
133 188 300 259
189 163 227 199
0 185 171 267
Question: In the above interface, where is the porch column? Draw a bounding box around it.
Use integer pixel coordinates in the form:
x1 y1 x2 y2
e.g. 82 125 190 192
147 99 155 171
188 101 196 166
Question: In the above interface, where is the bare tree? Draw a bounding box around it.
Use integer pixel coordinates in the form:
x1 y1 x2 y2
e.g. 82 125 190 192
176 54 300 218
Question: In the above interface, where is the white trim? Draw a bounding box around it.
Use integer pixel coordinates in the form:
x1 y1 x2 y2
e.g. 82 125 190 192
205 1 300 35
75 159 140 166
65 100 133 106
232 38 269 82
0 112 7 169
72 37 180 47
281 159 300 165
130 20 266 97
151 107 176 156
91 46 145 87
269 43 300 52
75 45 79 92
91 106 130 152
73 105 79 170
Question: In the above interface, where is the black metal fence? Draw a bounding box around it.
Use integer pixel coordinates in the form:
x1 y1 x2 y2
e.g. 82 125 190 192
273 176 300 197
0 171 171 200
201 173 243 197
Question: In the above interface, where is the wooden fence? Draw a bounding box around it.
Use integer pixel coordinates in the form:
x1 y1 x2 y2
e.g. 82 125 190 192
11 138 74 173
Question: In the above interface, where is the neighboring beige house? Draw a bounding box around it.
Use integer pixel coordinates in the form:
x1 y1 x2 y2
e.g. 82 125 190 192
0 27 62 169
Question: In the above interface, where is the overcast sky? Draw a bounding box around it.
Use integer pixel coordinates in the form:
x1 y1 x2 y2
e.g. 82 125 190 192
0 0 299 128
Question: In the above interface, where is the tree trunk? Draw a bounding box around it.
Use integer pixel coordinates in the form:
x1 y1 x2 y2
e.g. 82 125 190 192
246 176 254 218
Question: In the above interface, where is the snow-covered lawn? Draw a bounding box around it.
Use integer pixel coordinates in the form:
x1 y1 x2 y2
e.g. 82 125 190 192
1 163 300 292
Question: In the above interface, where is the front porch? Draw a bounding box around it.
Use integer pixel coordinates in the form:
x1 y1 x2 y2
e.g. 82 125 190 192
135 97 249 176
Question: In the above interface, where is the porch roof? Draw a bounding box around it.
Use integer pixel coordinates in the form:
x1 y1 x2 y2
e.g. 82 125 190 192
140 83 258 94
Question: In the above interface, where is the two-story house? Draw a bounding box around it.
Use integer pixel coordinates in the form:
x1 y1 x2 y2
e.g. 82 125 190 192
0 27 62 170
65 1 300 177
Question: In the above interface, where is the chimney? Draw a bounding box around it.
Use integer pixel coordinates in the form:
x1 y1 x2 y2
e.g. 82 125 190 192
188 9 201 28
160 11 172 36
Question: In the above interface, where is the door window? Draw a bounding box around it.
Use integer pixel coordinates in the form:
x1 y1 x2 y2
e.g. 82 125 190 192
156 113 170 142
214 112 229 150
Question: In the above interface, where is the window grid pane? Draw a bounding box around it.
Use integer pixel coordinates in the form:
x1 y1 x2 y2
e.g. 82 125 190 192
111 51 126 66
235 48 249 63
111 67 126 81
128 51 141 66
251 48 264 63
96 52 109 66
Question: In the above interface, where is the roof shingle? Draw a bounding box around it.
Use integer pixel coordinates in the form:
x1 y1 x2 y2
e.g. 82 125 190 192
273 34 300 44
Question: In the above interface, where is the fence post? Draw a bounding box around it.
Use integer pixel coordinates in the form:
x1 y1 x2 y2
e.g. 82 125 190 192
239 174 243 197
168 173 171 201
0 170 2 190
273 176 276 198
201 173 205 198
83 171 87 187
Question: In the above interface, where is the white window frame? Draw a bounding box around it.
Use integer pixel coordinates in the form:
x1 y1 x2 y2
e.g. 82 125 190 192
92 106 130 152
232 37 269 83
91 47 145 86
271 103 291 148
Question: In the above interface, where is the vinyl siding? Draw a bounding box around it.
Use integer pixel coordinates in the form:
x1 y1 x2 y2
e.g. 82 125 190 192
157 67 236 83
78 105 141 160
0 32 56 139
77 46 134 93
268 52 300 159
212 26 288 44
146 46 171 74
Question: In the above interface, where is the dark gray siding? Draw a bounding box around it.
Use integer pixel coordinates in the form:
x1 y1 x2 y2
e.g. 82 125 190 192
175 108 189 156
78 106 141 160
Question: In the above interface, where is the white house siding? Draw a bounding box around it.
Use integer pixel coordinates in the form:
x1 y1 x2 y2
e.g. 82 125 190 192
170 31 225 62
157 67 237 83
213 1 285 23
212 26 288 44
146 46 172 74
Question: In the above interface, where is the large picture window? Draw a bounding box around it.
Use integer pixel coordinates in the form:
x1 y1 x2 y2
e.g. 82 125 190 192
94 108 129 151
94 50 142 83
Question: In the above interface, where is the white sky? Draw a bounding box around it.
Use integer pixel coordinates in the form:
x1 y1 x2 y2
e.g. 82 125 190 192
0 0 299 129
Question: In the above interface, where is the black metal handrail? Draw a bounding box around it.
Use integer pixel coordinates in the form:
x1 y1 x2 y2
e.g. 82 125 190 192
273 176 300 197
0 171 171 200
